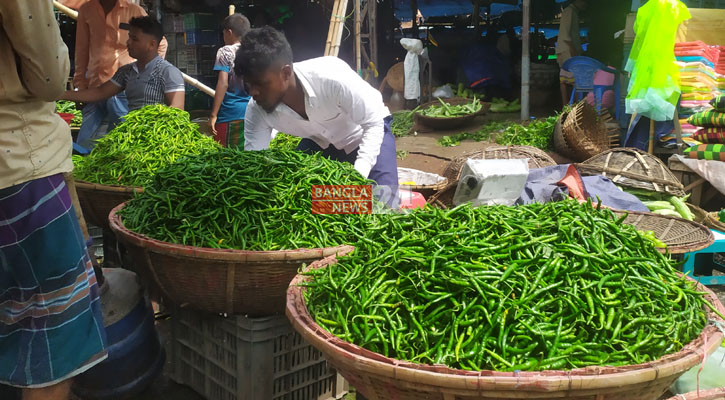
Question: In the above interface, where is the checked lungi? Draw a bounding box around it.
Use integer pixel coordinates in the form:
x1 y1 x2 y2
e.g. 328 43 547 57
0 174 107 388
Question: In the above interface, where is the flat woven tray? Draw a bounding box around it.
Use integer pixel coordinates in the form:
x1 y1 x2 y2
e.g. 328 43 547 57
287 255 725 400
415 97 490 130
429 145 556 209
577 148 686 197
611 209 714 254
706 212 725 232
558 101 619 162
665 388 725 400
397 167 448 199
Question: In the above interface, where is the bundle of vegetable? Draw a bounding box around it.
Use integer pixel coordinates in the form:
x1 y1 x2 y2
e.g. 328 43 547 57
56 100 82 127
302 200 723 372
72 105 220 186
494 115 557 150
391 108 418 137
269 132 301 151
120 148 373 251
625 188 695 221
419 97 482 118
437 121 510 147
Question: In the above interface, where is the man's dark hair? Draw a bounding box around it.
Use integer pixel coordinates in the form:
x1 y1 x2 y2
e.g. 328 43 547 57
222 14 251 40
234 26 293 78
128 16 163 43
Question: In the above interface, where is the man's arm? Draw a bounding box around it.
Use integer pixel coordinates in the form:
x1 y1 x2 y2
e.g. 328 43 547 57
244 101 274 150
328 63 388 178
0 1 70 101
165 91 185 110
162 65 185 110
73 7 90 89
62 80 123 103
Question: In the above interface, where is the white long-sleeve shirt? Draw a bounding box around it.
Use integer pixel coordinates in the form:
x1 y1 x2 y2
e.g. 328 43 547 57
244 57 390 178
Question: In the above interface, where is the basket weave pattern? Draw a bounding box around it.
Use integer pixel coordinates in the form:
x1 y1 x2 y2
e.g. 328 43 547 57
286 255 725 400
75 180 141 231
578 148 686 197
109 204 353 316
611 209 714 254
665 388 725 400
555 102 619 162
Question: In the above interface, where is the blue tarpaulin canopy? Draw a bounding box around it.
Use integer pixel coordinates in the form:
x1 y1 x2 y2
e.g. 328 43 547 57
394 0 522 22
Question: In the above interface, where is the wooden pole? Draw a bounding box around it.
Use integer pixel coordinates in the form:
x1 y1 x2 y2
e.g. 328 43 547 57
520 0 531 121
472 0 481 38
355 0 362 72
648 118 655 154
411 0 418 38
53 0 216 98
63 173 105 286
325 0 342 55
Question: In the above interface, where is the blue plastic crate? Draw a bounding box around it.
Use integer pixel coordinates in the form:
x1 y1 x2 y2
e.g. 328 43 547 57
184 30 219 46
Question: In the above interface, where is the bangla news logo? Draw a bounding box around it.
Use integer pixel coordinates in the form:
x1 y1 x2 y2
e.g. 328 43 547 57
311 185 373 214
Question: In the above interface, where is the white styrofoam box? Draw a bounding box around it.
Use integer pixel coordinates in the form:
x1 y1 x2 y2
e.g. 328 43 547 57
452 159 530 207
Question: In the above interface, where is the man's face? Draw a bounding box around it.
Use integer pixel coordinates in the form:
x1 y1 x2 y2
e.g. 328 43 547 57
126 27 156 59
245 64 292 113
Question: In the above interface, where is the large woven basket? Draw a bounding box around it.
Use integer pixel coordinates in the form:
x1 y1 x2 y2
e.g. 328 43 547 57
415 97 490 130
558 101 619 162
553 111 579 160
75 180 142 231
287 255 725 400
429 145 557 209
611 209 714 254
666 388 725 400
109 204 353 317
577 148 686 197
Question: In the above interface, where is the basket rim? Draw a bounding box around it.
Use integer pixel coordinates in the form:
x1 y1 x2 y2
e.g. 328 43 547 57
397 167 449 191
75 179 144 193
286 257 725 393
109 203 355 262
610 209 714 254
415 98 490 122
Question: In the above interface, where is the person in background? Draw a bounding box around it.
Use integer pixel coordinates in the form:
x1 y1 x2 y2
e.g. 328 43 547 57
74 0 167 149
63 16 184 115
557 0 587 106
237 27 399 207
209 13 252 148
0 2 107 400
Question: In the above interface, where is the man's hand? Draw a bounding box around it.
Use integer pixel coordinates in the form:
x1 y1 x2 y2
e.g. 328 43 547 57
210 114 218 135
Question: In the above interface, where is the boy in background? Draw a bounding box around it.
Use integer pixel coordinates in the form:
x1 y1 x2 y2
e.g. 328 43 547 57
209 14 252 148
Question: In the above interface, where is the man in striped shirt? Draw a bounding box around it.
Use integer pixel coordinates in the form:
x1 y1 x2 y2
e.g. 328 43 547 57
62 16 184 119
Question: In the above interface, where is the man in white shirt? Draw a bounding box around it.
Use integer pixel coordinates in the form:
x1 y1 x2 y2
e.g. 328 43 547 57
236 26 399 206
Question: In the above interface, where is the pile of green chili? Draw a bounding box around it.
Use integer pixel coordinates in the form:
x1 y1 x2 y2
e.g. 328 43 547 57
302 200 722 372
72 105 220 186
120 148 373 251
419 97 482 118
269 132 301 151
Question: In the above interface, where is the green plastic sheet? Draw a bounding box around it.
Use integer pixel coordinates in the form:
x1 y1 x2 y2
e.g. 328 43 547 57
625 0 691 121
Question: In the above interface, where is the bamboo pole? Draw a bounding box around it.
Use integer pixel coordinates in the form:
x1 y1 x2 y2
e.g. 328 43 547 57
53 1 216 98
354 0 361 72
520 0 531 121
330 0 348 57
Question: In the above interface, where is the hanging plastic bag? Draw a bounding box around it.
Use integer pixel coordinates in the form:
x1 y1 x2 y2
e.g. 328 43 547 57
626 0 691 121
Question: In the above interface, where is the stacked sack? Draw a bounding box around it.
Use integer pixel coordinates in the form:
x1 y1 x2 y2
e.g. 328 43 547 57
684 95 725 161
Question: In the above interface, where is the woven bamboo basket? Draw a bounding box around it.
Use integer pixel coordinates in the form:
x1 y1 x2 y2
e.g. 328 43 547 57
429 145 557 209
286 255 725 400
109 204 354 316
553 111 579 160
706 212 725 232
665 388 725 400
415 98 491 130
611 210 714 254
577 148 686 197
559 102 620 162
75 180 142 231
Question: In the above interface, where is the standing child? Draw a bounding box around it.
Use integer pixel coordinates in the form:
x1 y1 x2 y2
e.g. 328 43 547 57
209 14 252 148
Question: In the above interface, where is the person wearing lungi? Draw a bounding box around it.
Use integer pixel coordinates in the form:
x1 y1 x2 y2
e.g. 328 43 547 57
0 2 108 399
